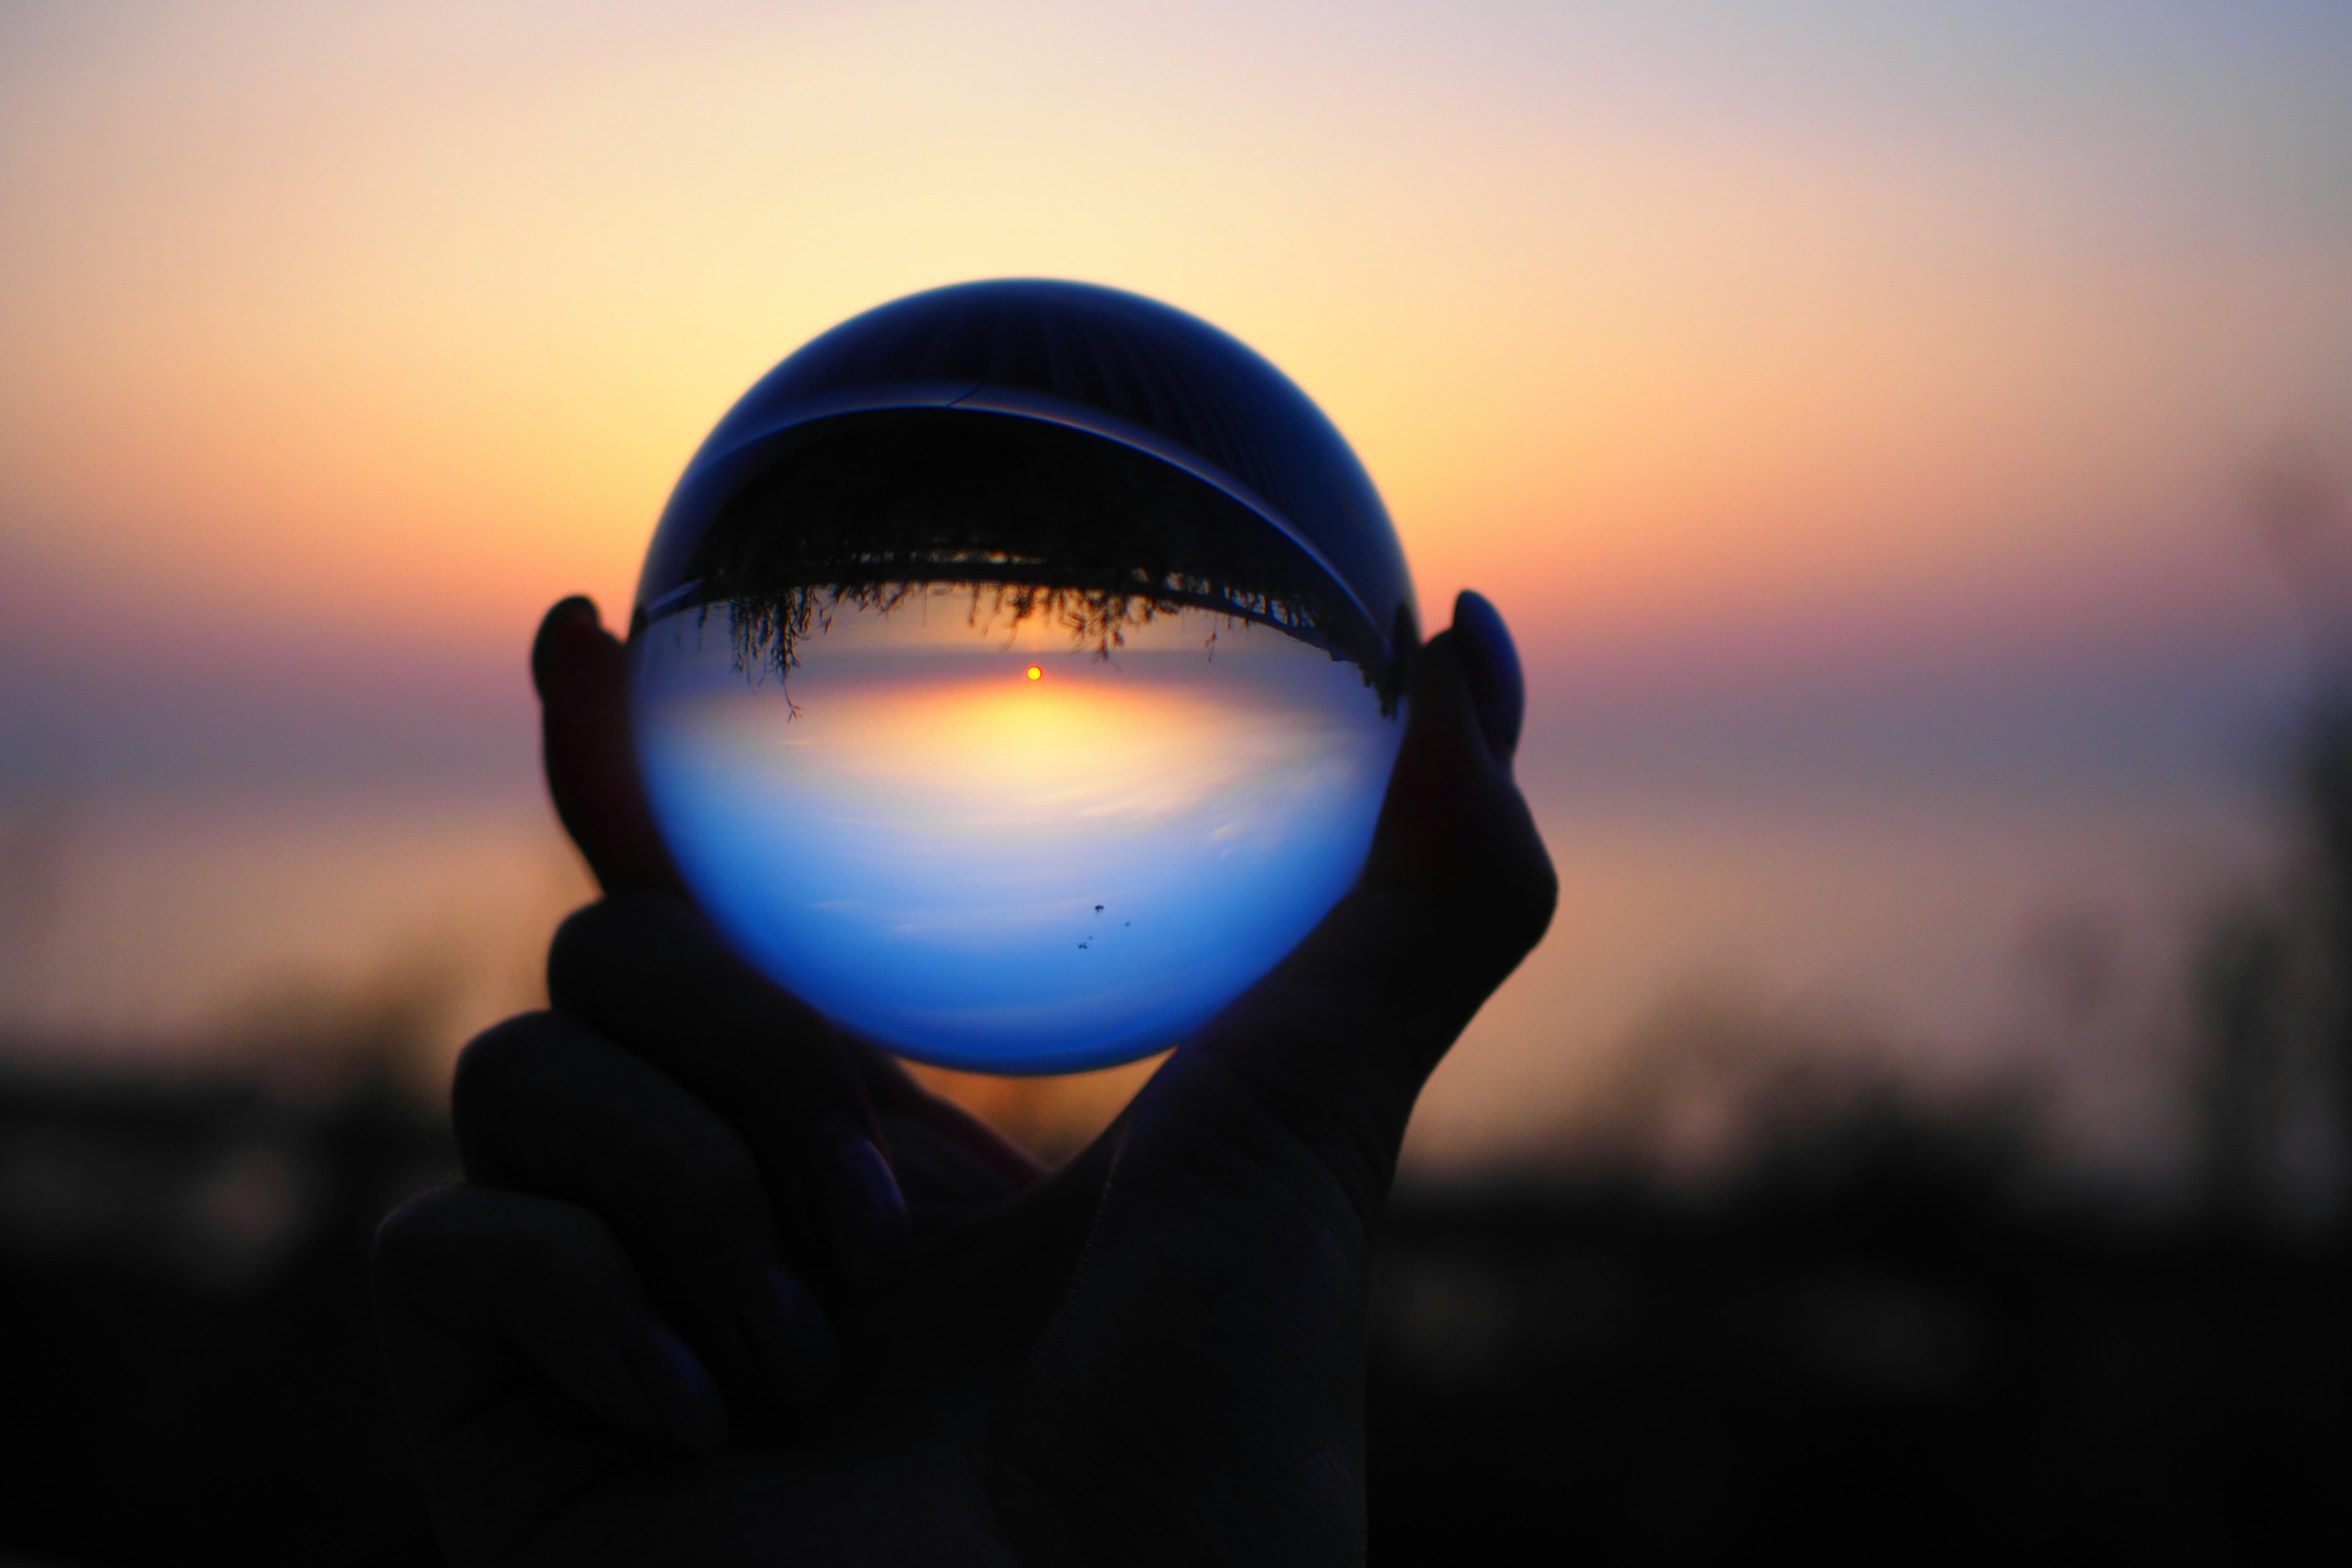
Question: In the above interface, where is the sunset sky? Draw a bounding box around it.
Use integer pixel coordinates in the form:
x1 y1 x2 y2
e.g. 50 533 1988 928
4 1 2348 1174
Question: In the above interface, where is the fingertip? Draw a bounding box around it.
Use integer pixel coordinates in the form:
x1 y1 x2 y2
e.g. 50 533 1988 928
629 1324 730 1452
741 1261 843 1404
533 595 609 699
1450 590 1524 763
1363 615 1550 916
820 1132 911 1264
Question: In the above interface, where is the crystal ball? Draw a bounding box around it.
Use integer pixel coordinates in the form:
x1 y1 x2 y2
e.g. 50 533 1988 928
629 281 1417 1072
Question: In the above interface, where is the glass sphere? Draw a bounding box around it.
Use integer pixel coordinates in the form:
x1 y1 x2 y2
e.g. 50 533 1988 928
630 281 1417 1072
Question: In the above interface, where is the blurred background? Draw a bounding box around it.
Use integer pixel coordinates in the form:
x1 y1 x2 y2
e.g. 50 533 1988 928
2 1 2348 1559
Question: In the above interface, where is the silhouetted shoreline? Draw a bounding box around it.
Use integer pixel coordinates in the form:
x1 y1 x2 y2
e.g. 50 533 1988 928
0 1059 2340 1562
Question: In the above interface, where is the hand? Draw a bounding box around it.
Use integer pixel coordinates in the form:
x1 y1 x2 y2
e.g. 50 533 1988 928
374 589 1555 1566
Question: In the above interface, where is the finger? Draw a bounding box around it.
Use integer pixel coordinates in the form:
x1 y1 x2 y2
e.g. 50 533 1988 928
854 1110 1125 1346
533 595 683 895
538 597 1035 1221
1191 612 1555 1210
374 1186 722 1558
451 1012 839 1407
1106 597 1554 1227
847 1047 1050 1212
376 1185 725 1451
548 892 912 1272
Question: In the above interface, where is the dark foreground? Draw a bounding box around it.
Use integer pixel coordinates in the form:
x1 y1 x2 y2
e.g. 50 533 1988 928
1 1071 2343 1564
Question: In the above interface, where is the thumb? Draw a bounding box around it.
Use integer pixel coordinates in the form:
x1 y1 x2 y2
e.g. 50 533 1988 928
981 596 1555 1562
1190 594 1557 1215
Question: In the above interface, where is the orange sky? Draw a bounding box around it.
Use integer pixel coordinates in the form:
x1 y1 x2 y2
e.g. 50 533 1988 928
6 0 2346 697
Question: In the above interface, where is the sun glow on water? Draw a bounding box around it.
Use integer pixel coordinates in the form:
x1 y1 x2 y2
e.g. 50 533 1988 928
632 603 1403 1071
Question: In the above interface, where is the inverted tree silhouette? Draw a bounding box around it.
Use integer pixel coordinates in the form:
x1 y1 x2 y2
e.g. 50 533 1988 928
658 410 1404 710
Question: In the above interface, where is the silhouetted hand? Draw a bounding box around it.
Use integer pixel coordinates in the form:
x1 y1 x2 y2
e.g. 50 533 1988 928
374 590 1555 1566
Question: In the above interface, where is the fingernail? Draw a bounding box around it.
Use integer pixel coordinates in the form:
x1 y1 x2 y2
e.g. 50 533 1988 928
634 1327 729 1452
1452 590 1524 761
742 1262 842 1401
824 1135 911 1258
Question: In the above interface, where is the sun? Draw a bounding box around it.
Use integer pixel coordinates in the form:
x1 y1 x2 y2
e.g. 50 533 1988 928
1025 665 1042 681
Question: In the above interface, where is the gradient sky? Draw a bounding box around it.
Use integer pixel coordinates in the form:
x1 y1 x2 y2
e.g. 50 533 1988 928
6 2 2345 688
3 2 2350 1168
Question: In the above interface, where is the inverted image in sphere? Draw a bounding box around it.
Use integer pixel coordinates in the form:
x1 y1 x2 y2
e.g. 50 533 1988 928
631 281 1417 1073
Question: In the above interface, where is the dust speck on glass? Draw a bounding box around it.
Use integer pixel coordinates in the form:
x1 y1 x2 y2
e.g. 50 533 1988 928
630 281 1418 1072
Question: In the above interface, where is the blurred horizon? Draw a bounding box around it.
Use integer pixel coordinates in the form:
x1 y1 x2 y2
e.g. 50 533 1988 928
5 1 2350 1199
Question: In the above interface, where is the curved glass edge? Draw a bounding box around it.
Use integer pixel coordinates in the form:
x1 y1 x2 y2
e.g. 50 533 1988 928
635 390 1416 668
